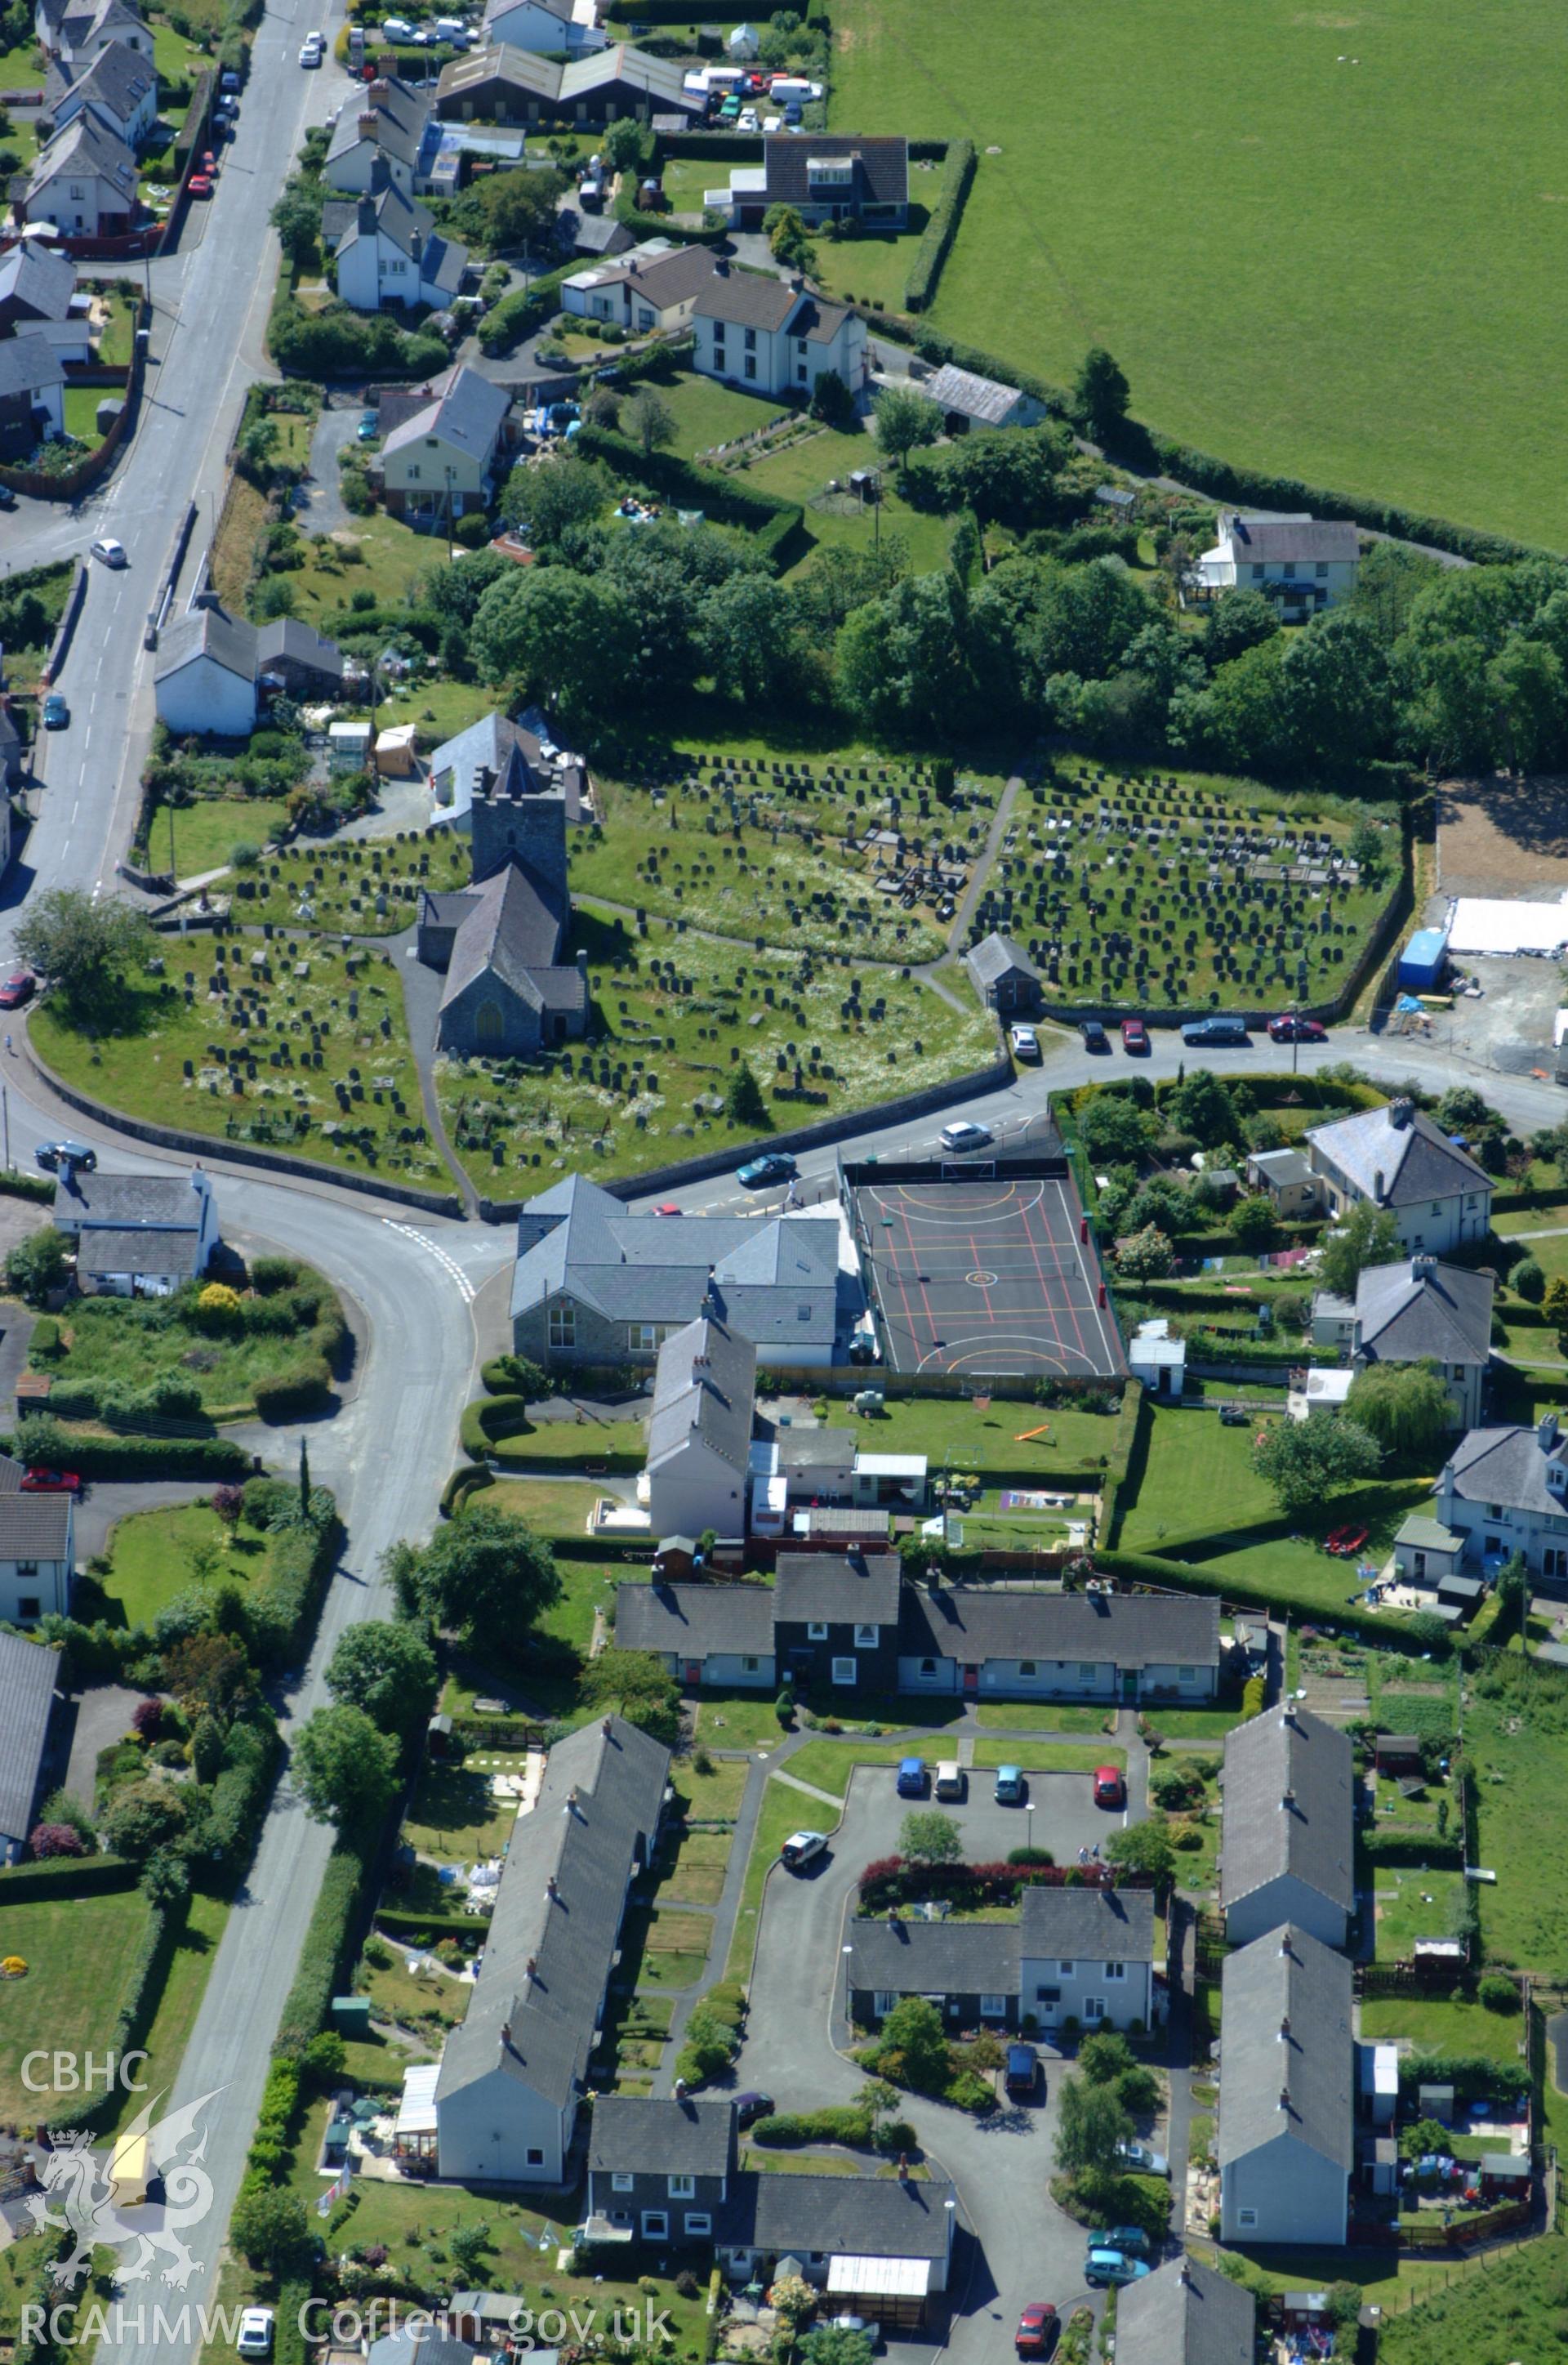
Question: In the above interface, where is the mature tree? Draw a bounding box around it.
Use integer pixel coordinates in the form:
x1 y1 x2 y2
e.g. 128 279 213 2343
875 1997 951 2093
926 422 1073 529
794 537 908 633
101 1780 198 1862
603 116 645 172
230 2186 315 2277
1076 2029 1135 2086
326 1620 437 1736
809 368 855 432
1348 540 1441 647
1346 1359 1454 1460
1347 808 1388 881
1489 635 1566 773
141 1846 191 1909
479 162 567 250
470 566 626 721
1076 1091 1154 1163
3 1229 69 1307
1105 1818 1175 1881
16 888 153 1024
1229 1194 1278 1252
898 1809 963 1865
624 385 676 458
1169 1066 1236 1149
578 1648 681 1746
700 573 809 707
385 1504 560 1645
1070 346 1130 444
1054 2072 1131 2193
872 384 942 475
1252 1412 1382 1515
1280 608 1392 765
1202 588 1279 671
270 180 320 269
724 1059 770 1130
238 415 280 486
163 1633 251 1725
838 570 977 739
291 1703 400 1832
499 453 611 542
1316 1198 1402 1297
1113 1223 1173 1280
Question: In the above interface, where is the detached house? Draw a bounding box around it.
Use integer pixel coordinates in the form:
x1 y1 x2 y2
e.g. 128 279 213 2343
433 1714 669 2184
36 0 151 66
380 365 510 527
20 109 139 235
644 1314 755 1542
51 1167 220 1296
1305 1096 1491 1256
334 173 468 313
1218 1703 1354 1951
691 261 865 403
1218 1924 1353 2247
707 133 907 231
323 76 434 198
483 0 606 51
1429 1410 1568 1584
154 598 344 738
1196 511 1361 616
1312 1255 1493 1432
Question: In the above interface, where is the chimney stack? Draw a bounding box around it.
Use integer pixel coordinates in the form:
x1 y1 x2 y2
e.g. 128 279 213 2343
356 193 376 234
1540 1412 1560 1454
1390 1096 1414 1130
525 1956 537 1980
602 1715 613 1735
369 74 393 98
1372 1168 1385 1203
501 2019 512 2045
546 1875 559 1902
1281 1787 1296 1809
358 112 378 136
1279 2015 1291 2040
1279 2084 1291 2112
1279 1930 1295 1959
566 1785 580 1813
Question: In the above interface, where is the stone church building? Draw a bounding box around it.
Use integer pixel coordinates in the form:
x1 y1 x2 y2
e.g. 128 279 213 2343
416 742 588 1057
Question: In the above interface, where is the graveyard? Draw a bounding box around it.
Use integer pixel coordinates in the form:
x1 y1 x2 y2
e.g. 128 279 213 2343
235 832 474 937
976 761 1398 1012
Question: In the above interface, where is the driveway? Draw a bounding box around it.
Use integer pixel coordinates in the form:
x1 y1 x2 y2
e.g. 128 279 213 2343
297 399 364 537
730 1766 1119 2363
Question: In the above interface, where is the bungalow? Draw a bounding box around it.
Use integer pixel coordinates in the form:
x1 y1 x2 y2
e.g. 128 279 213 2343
1218 1702 1354 1951
644 1314 755 1541
334 175 468 313
1304 1097 1491 1256
706 133 906 231
483 0 606 51
0 1457 74 1626
563 240 717 337
917 364 1046 435
381 365 511 526
0 334 65 462
1116 2256 1254 2365
718 2169 956 2314
897 1585 1223 1706
323 76 434 199
45 37 158 148
1218 1924 1353 2247
51 1166 220 1296
849 1921 1021 2033
964 931 1037 1014
154 599 344 738
853 1881 1154 2036
0 1628 60 1863
690 261 865 403
1430 1410 1568 1583
20 109 139 234
615 1579 776 1690
773 1550 902 1693
1195 511 1361 616
433 1713 669 2184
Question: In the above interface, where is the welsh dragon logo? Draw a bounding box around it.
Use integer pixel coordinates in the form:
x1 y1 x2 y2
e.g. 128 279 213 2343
27 2086 226 2290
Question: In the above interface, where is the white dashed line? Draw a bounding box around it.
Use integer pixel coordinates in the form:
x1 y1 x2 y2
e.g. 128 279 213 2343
383 1217 475 1302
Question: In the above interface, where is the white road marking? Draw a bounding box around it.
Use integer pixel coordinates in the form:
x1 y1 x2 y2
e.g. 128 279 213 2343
383 1217 475 1302
70 800 78 823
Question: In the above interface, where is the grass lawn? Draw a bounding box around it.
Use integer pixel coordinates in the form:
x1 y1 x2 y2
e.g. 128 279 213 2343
105 1890 229 2136
855 1394 1125 1477
1210 2243 1468 2315
160 796 292 879
742 426 956 578
83 1504 282 1627
475 1477 604 1540
725 1773 821 1981
30 933 447 1191
695 1693 791 1747
97 290 139 368
653 1827 733 1905
619 1903 713 1988
1464 1666 1568 1969
971 1740 1125 1772
783 1736 929 1796
670 1752 750 1820
35 1276 338 1419
374 677 496 745
1370 1870 1467 1964
657 367 796 458
831 0 1568 551
285 513 442 627
402 1756 526 1859
437 896 996 1194
0 40 43 87
809 211 929 310
1377 2231 1568 2364
0 1887 154 2121
483 1415 647 1469
660 155 723 215
1358 1993 1530 2072
975 1702 1115 1734
151 19 205 77
358 1944 470 2038
61 385 106 448
1141 1704 1249 1740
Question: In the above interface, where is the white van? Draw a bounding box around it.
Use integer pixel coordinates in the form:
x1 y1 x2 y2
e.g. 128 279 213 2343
934 1762 965 1801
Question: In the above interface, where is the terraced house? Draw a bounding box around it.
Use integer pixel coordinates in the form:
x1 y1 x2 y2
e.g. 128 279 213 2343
848 1882 1156 2036
1218 1702 1354 1950
1217 1923 1353 2247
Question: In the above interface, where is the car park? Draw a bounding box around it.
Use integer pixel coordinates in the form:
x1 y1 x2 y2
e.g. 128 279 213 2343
1004 2042 1041 2099
42 693 68 728
90 538 127 567
1181 1015 1249 1046
737 1152 796 1189
1114 2139 1169 2176
895 1756 927 1797
1010 1024 1040 1060
1094 1764 1125 1809
1267 1012 1327 1043
35 1140 96 1171
781 1829 826 1870
1013 2304 1057 2356
993 1764 1026 1804
237 2310 275 2358
1120 1016 1148 1052
1085 2249 1151 2288
934 1761 965 1801
733 2090 775 2128
0 973 35 1009
939 1120 994 1154
22 1469 82 1493
1079 1018 1109 1051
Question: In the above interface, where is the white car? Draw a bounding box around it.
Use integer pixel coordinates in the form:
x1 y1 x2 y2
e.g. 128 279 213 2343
1010 1024 1040 1060
89 537 127 568
939 1119 994 1155
738 106 759 128
298 30 322 61
381 13 415 35
763 113 781 129
236 2309 275 2358
781 1830 826 1870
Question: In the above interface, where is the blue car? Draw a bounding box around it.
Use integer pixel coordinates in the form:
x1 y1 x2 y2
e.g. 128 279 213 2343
737 1153 796 1189
994 1765 1026 1804
896 1756 927 1797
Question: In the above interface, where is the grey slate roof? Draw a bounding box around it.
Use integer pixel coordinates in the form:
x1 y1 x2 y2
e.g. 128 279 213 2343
693 268 853 346
51 36 155 127
255 618 345 681
761 132 906 212
1249 1147 1312 1189
647 1315 756 1478
615 1579 776 1658
1444 1416 1568 1516
1218 1703 1353 1919
557 44 697 109
777 1426 854 1470
436 1713 669 2113
590 241 719 312
26 109 138 206
51 1171 206 1228
733 2168 955 2260
154 600 257 688
1217 1924 1354 2175
1306 1098 1490 1209
774 1551 902 1628
336 180 469 296
964 930 1035 989
1019 1882 1155 1964
430 712 559 814
848 1918 1020 1997
920 364 1031 426
437 861 575 1017
0 332 65 402
587 2095 736 2179
1219 511 1360 567
326 74 432 176
0 1631 58 1851
570 210 635 256
0 1494 73 1558
77 1226 202 1278
0 243 76 324
384 363 510 466
899 1585 1222 1673
1354 1256 1493 1368
1116 2256 1254 2365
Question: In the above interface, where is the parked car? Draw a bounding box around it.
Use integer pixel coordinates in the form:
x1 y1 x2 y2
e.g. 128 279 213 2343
41 692 68 728
939 1119 994 1154
1120 1016 1148 1053
1079 1018 1110 1052
993 1764 1026 1805
90 537 127 567
654 1202 682 1217
1325 1524 1370 1557
895 1756 927 1797
381 14 416 36
1085 2250 1151 2288
35 1140 96 1171
1114 2139 1169 2177
1267 1012 1327 1043
188 172 214 196
1010 1024 1040 1060
1181 1015 1249 1046
733 2090 775 2129
0 973 35 1010
781 1829 826 1870
237 2310 276 2358
1102 2225 1151 2259
357 410 379 441
21 1469 82 1494
934 1761 965 1801
737 1151 795 1189
1094 1763 1125 1809
1004 2043 1040 2099
1013 2304 1057 2356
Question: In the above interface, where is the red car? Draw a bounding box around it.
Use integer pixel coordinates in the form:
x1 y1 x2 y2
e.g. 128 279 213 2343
1094 1764 1125 1809
188 172 214 197
0 972 34 1009
1120 1016 1148 1053
654 1203 683 1217
1015 2305 1058 2357
1325 1524 1370 1557
22 1469 82 1494
1267 1014 1327 1044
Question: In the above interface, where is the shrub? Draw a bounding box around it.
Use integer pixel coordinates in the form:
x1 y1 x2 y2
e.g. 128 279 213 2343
904 138 976 313
252 1359 333 1422
1513 1256 1545 1304
943 2069 999 2114
453 511 490 549
1478 1972 1521 2014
